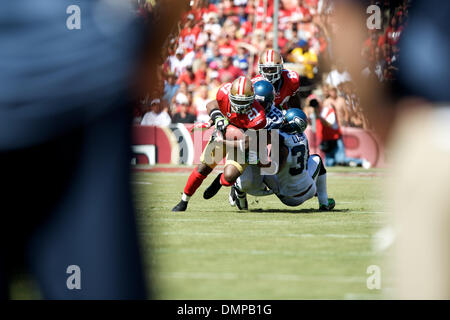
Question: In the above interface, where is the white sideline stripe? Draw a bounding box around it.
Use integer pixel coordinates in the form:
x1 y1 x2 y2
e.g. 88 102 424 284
153 247 374 257
132 181 153 185
157 271 366 283
142 231 371 239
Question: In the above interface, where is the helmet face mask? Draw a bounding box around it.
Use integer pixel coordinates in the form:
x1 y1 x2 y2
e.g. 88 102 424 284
258 49 283 84
258 64 282 84
229 94 254 113
229 76 255 114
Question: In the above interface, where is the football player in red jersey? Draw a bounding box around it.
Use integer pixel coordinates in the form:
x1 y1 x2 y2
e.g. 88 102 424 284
172 76 266 212
252 48 302 110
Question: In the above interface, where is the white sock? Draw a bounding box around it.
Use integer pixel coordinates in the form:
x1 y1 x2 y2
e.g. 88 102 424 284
181 193 190 202
317 174 329 205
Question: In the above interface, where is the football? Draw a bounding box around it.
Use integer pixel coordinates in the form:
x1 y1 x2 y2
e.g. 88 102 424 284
224 124 245 141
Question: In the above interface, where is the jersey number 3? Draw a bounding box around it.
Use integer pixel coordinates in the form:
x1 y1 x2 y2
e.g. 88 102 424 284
289 145 306 176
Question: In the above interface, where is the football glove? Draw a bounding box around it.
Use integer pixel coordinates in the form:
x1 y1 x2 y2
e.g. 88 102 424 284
214 116 229 133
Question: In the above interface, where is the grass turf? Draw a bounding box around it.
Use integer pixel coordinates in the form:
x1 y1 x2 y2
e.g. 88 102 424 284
133 166 388 299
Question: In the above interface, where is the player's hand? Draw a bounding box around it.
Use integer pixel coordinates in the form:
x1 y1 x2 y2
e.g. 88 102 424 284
214 116 229 133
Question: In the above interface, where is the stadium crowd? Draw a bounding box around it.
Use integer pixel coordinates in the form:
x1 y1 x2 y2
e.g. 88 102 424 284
132 0 409 129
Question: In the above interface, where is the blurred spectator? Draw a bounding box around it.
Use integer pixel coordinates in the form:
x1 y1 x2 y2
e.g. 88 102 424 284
141 99 172 126
323 87 348 127
178 13 201 52
385 15 404 46
169 47 194 77
325 63 352 90
289 39 318 80
193 86 211 123
163 72 180 106
362 59 383 83
341 82 368 129
177 66 196 90
204 12 222 39
218 56 243 82
194 61 208 86
233 46 250 73
172 93 197 123
308 97 370 168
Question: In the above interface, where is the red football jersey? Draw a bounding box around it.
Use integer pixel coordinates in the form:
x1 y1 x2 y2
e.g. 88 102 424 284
216 83 266 130
252 69 300 109
178 27 201 52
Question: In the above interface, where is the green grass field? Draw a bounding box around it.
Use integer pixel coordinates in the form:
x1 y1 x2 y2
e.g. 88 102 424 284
133 165 389 300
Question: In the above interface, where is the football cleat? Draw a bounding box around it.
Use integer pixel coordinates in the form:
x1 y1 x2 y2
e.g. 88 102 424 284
319 198 335 211
203 173 223 199
348 160 358 168
229 186 237 206
362 159 372 169
172 200 188 212
234 187 248 210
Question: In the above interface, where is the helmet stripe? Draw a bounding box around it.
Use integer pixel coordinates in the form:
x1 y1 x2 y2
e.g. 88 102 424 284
238 77 245 95
238 77 242 95
270 50 274 63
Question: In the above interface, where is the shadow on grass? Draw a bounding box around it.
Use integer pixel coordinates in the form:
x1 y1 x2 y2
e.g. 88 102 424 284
249 208 350 214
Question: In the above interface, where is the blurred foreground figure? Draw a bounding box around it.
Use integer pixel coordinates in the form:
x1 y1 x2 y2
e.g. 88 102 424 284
388 106 450 299
0 0 186 299
388 0 450 299
333 0 449 299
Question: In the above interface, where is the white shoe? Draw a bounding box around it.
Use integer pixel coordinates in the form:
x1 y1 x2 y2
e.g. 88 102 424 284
349 160 358 168
362 159 372 169
229 186 237 206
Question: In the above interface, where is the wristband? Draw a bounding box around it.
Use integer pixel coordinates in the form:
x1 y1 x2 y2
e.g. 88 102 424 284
209 109 223 123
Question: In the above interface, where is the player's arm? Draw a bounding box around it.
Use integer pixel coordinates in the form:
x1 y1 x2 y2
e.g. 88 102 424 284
207 100 229 132
207 100 249 148
206 100 219 124
286 90 302 109
285 71 302 109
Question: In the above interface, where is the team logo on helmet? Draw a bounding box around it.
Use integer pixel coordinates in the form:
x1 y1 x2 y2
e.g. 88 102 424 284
282 108 308 134
258 49 284 84
229 76 255 114
292 116 307 133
